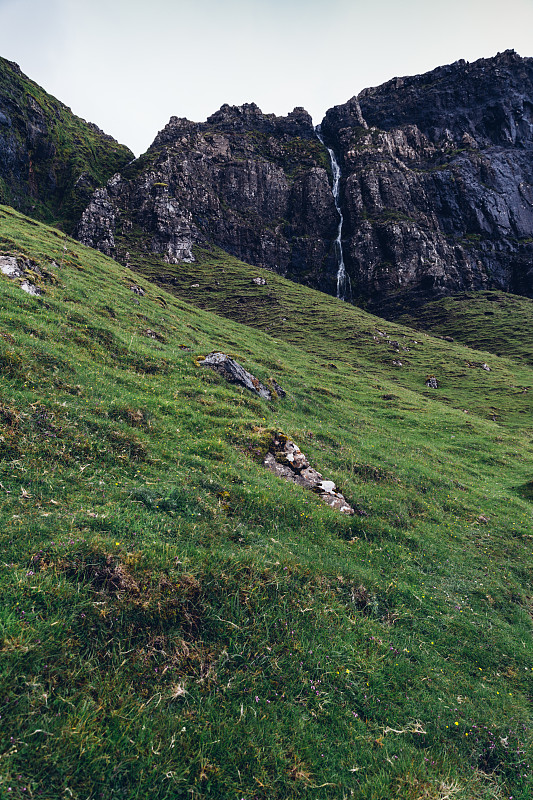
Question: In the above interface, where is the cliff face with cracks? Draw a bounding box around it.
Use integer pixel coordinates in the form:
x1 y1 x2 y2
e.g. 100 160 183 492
76 51 533 316
77 104 341 294
320 50 533 316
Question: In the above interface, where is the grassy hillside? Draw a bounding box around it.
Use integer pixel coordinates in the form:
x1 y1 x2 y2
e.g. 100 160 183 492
119 244 533 430
0 57 133 231
1 204 532 799
397 291 533 366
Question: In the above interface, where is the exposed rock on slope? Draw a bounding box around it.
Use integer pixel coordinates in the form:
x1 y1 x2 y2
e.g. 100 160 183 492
264 432 354 514
77 104 341 293
198 351 284 400
0 253 51 296
320 50 533 316
0 58 133 231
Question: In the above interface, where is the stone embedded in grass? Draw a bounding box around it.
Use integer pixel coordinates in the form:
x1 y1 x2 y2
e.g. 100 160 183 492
0 255 23 278
20 280 42 296
199 351 281 400
425 376 438 388
142 328 166 342
264 432 354 514
0 254 43 296
466 360 491 372
270 379 286 398
252 277 267 285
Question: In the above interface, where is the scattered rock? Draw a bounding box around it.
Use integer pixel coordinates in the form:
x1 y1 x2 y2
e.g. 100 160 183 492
478 515 490 524
20 281 42 296
198 352 273 399
442 336 454 342
129 284 145 296
0 255 23 279
142 328 165 342
0 254 44 296
425 376 438 388
392 360 403 367
466 361 492 372
270 379 286 398
191 283 200 288
252 277 267 285
264 432 354 514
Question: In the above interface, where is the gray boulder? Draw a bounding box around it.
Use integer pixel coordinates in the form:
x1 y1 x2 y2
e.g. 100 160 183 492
199 352 272 399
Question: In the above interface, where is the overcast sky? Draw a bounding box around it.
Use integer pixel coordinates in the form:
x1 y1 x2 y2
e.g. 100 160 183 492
0 0 532 155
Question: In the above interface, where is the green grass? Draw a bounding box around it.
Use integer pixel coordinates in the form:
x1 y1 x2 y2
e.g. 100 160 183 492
0 204 532 799
397 291 533 366
121 244 533 429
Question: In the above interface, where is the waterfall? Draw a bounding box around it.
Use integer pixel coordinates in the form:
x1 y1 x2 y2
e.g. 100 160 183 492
316 126 351 301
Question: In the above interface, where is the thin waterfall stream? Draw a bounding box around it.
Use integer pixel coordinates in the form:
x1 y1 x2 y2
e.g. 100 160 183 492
316 126 351 301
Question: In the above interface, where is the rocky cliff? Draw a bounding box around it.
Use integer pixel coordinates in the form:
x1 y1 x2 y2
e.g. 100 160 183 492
0 58 133 232
75 51 533 314
77 104 341 293
321 50 533 315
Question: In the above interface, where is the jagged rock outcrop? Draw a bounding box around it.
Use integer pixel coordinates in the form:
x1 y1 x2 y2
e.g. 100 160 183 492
264 433 354 514
198 351 284 400
320 50 533 316
0 253 56 296
0 58 133 232
77 104 340 293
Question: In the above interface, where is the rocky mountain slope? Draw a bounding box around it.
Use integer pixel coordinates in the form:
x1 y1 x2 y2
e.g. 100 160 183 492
2 51 533 315
77 50 533 316
0 57 133 231
77 104 342 293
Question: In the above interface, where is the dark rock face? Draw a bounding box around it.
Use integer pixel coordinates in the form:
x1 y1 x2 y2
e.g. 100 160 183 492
321 51 533 315
0 58 133 232
77 104 340 292
76 50 533 315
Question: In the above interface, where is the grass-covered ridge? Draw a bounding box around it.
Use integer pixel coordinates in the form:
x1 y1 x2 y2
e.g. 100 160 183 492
0 57 133 231
397 291 533 366
1 204 532 799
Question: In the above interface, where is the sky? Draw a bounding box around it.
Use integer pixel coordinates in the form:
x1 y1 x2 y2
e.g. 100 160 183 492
0 0 532 155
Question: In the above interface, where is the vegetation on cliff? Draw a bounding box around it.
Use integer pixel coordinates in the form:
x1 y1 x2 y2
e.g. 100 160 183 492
0 58 133 232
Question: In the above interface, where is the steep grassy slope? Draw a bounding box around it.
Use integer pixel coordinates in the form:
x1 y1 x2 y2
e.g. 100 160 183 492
121 245 533 429
397 291 533 366
1 205 532 800
0 57 133 231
